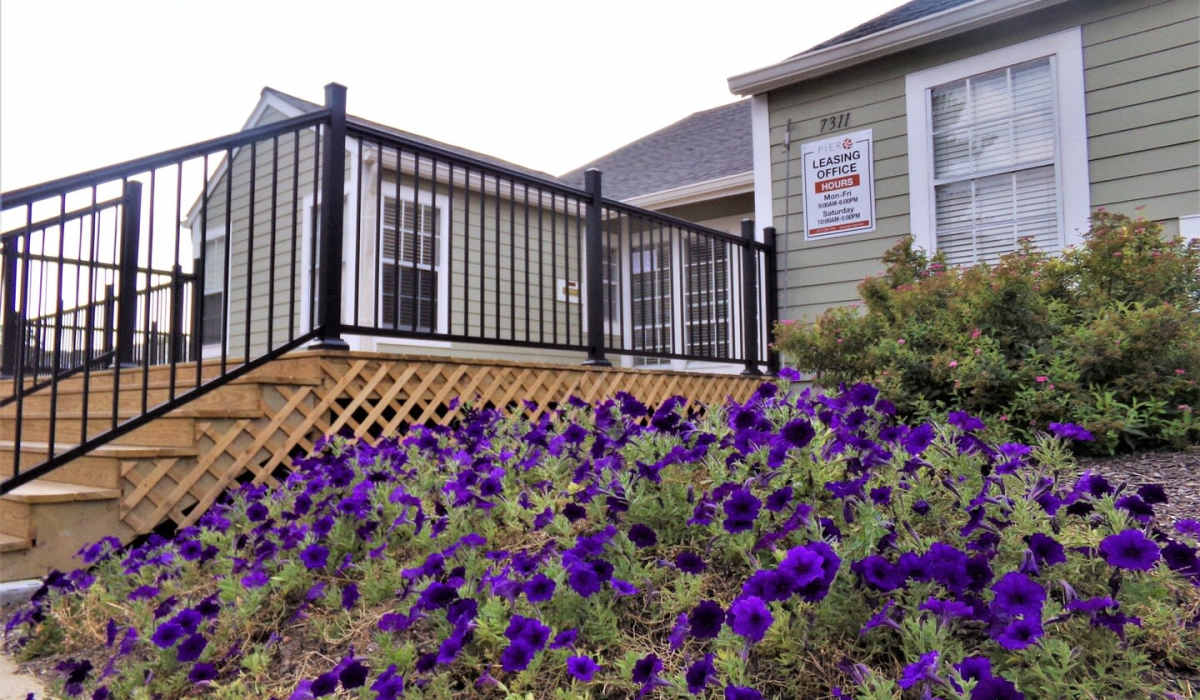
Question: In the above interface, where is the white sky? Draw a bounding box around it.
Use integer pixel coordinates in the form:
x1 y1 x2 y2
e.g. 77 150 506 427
1 0 900 191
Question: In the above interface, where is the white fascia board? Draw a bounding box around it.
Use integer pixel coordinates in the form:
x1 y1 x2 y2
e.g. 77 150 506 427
620 171 754 210
726 0 1067 96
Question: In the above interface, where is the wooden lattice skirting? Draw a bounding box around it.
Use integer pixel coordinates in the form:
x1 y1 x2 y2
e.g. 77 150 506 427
119 351 764 534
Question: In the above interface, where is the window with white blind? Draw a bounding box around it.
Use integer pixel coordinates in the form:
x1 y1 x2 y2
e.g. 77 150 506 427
630 241 673 367
905 28 1090 266
381 197 439 332
683 236 729 357
199 236 225 347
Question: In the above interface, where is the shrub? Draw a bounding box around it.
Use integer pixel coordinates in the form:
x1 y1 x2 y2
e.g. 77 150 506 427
5 379 1200 699
776 211 1200 453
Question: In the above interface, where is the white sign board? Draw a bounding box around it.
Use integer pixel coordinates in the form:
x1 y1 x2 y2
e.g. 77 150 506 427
557 278 580 304
802 129 876 240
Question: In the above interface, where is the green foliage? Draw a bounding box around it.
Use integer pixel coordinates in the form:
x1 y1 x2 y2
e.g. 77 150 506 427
776 211 1200 453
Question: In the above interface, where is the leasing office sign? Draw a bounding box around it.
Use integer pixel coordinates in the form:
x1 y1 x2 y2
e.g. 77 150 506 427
802 129 876 239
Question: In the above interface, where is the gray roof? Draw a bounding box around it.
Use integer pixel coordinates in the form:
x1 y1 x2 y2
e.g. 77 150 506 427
262 87 564 183
800 0 977 55
559 99 752 201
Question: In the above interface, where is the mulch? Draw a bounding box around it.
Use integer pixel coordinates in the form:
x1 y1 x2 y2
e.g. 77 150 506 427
1076 446 1200 525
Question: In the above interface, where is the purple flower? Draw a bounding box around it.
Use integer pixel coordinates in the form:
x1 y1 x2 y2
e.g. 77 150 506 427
1067 596 1116 613
241 569 269 589
778 545 824 590
311 671 338 696
948 411 985 432
689 600 725 639
1176 519 1200 537
781 418 816 448
995 616 1043 650
899 650 941 689
176 634 207 663
500 641 536 673
1048 422 1094 441
340 659 369 689
632 653 662 685
1100 530 1160 571
567 655 598 682
853 555 903 592
550 628 578 649
903 423 936 454
912 499 931 516
341 584 359 610
725 685 764 700
151 622 185 649
1028 533 1066 566
189 663 217 683
723 489 762 534
567 563 603 597
627 524 658 548
523 574 556 603
686 654 716 694
990 572 1046 618
300 544 329 570
727 596 773 643
675 551 707 574
764 486 793 512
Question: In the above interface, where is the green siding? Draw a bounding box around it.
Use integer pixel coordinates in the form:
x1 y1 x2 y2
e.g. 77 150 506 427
767 0 1200 324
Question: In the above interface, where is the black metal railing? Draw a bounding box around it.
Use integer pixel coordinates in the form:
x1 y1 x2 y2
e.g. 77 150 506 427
0 83 777 495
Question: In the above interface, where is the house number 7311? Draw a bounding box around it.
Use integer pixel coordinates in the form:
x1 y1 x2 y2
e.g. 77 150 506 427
819 113 851 133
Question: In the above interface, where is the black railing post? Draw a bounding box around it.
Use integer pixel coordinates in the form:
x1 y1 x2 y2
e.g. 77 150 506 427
582 169 610 367
0 238 19 377
116 181 142 368
309 82 350 351
170 264 184 364
763 226 781 376
740 218 762 377
102 283 115 365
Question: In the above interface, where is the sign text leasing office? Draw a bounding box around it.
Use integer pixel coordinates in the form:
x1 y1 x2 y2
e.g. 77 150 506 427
802 129 876 240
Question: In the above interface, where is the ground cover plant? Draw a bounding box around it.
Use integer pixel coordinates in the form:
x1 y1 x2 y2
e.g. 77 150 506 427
775 212 1200 454
5 375 1200 698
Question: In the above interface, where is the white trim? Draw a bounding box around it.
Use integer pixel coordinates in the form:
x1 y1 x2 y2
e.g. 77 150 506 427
751 94 774 232
621 172 754 210
194 226 228 360
1181 214 1200 241
904 27 1090 259
727 0 1067 95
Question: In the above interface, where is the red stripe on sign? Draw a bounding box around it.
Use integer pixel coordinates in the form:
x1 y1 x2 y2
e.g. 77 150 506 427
810 220 871 236
815 174 860 193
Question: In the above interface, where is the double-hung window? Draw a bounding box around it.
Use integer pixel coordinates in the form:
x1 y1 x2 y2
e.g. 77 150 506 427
905 28 1089 266
629 240 673 366
381 197 439 332
199 236 225 348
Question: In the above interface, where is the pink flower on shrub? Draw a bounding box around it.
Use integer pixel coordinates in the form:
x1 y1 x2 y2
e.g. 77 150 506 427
971 328 981 339
948 360 958 368
999 415 1008 422
1180 405 1192 413
897 339 906 345
1175 368 1185 375
1035 376 1048 383
1047 384 1055 391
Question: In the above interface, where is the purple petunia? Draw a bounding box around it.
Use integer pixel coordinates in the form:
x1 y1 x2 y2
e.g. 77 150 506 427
500 641 536 673
727 596 773 643
725 685 764 700
627 523 658 548
689 600 725 639
990 572 1046 618
151 621 185 649
300 544 329 570
632 653 663 687
995 616 1043 650
780 418 816 448
686 654 716 694
899 650 941 689
723 489 762 534
1048 422 1095 441
1027 533 1066 566
675 551 707 574
524 573 556 603
567 655 598 682
1100 530 1160 571
188 663 218 683
176 634 207 663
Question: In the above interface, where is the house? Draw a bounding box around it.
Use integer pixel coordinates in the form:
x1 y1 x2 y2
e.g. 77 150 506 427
184 88 756 373
729 0 1200 323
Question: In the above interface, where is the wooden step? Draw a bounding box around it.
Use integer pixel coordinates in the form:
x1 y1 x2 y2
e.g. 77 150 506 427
0 480 120 544
1 382 262 416
0 532 29 553
0 414 200 447
0 442 197 489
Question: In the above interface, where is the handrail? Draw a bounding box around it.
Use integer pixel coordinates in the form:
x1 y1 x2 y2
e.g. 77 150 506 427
26 275 188 324
0 111 330 208
600 198 770 251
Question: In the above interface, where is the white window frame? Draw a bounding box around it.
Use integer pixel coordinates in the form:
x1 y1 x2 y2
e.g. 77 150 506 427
377 185 451 336
194 226 228 360
905 27 1090 260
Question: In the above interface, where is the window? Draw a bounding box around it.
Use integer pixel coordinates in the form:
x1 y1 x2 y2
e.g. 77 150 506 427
629 241 673 366
381 197 439 332
683 236 729 356
906 28 1089 266
199 237 225 346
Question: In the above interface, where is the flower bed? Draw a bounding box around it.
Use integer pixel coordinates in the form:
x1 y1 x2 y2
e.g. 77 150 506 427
5 376 1200 698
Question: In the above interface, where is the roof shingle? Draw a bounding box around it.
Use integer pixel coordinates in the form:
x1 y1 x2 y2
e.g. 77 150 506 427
798 0 978 55
559 99 752 201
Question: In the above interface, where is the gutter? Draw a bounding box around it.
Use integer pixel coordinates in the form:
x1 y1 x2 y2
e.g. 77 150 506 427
727 0 1066 95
